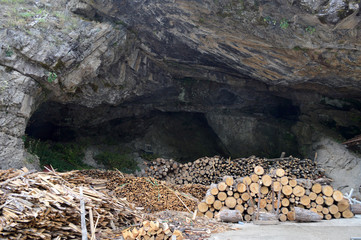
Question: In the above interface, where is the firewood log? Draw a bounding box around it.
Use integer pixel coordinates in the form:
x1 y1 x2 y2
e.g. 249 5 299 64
217 192 227 201
342 209 354 218
280 176 288 186
332 190 343 202
312 183 322 194
235 204 244 214
351 203 361 214
261 175 272 187
294 207 322 222
198 202 208 213
289 179 297 187
236 183 247 193
329 205 339 215
225 197 237 208
337 199 350 212
260 186 269 195
216 209 243 222
322 185 333 197
218 182 227 191
250 183 260 194
251 174 259 183
276 168 285 177
205 195 215 205
293 186 305 197
254 166 264 175
223 176 234 186
282 185 292 196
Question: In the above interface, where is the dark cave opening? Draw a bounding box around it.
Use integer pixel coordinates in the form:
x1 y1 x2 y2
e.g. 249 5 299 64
24 101 233 170
24 95 307 173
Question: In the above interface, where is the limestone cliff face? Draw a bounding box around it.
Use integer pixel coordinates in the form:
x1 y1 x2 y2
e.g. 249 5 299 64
0 0 361 170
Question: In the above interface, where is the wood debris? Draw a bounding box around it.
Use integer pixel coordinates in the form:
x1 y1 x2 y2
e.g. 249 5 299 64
0 168 140 239
111 177 201 213
151 210 239 240
145 156 325 185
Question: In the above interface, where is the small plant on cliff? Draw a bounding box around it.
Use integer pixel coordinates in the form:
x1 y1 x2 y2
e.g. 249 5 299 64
4 47 13 57
305 26 316 34
279 18 289 29
263 16 277 26
47 72 57 83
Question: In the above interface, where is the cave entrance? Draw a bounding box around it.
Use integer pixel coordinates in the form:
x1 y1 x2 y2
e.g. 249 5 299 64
25 101 229 172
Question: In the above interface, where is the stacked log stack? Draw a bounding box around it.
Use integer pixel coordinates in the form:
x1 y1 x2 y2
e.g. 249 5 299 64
197 166 354 222
145 156 324 185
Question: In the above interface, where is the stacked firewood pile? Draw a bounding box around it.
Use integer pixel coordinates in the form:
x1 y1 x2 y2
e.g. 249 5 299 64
122 220 184 240
0 168 141 239
145 156 325 185
197 166 354 222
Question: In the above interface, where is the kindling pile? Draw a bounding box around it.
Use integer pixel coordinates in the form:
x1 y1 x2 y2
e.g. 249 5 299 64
145 156 325 185
197 166 353 222
0 168 139 239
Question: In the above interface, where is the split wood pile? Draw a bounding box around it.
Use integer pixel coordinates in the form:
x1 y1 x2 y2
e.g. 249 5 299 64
145 156 325 185
122 220 183 240
197 166 354 222
0 168 140 239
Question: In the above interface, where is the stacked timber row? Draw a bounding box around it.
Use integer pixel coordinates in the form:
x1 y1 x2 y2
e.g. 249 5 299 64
145 156 325 185
197 166 353 222
122 220 183 240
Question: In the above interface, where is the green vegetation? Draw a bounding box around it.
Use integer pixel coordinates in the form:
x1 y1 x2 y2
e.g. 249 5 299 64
24 137 91 172
94 151 139 173
305 26 316 34
140 152 159 161
263 16 277 26
5 47 13 57
279 18 289 29
47 72 57 83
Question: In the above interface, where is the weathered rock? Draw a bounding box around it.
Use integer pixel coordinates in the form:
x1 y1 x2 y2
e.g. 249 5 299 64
0 0 360 173
313 137 361 199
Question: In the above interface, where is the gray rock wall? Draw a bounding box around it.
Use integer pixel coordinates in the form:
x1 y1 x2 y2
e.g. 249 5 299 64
313 137 361 199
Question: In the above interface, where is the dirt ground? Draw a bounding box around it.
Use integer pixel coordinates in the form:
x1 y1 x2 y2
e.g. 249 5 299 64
209 215 361 240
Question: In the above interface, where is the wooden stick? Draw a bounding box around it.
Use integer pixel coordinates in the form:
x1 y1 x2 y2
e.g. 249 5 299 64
271 181 275 213
256 182 262 221
276 189 281 216
93 211 100 235
80 187 88 240
192 210 197 221
89 208 95 240
245 182 255 207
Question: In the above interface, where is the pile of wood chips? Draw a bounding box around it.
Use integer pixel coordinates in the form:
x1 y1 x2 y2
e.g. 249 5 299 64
111 177 203 213
0 168 141 239
145 155 325 185
198 166 354 222
79 169 208 212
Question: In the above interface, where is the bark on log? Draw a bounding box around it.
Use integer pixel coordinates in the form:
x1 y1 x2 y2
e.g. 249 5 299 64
294 207 322 222
217 209 243 222
351 204 361 214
